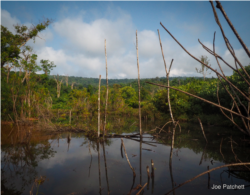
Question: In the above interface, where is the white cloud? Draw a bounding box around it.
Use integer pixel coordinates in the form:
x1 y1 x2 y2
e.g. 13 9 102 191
2 8 249 79
137 30 162 58
222 48 250 70
53 13 134 57
27 29 54 50
1 9 53 52
1 9 20 33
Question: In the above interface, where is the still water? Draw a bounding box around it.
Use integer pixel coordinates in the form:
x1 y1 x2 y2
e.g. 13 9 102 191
1 121 250 195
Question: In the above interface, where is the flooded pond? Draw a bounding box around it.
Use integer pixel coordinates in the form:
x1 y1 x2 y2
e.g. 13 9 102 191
1 121 250 195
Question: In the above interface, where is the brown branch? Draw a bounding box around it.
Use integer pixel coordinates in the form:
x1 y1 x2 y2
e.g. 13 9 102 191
220 138 225 160
71 82 76 90
136 30 142 136
200 35 237 72
206 33 250 87
176 121 181 133
158 29 175 125
121 138 136 177
248 87 250 130
136 183 147 195
97 142 102 194
215 1 250 58
165 163 250 195
98 75 101 138
217 76 249 135
197 118 208 143
229 136 250 171
217 71 248 119
103 39 109 137
209 1 250 80
146 81 250 121
160 22 250 101
102 142 110 195
158 121 173 134
199 144 207 165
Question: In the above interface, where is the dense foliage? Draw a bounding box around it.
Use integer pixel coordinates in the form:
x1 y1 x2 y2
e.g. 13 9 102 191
1 23 249 133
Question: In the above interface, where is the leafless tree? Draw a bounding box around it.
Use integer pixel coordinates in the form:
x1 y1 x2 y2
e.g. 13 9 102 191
146 0 250 136
65 74 69 87
103 39 109 137
54 75 63 98
195 55 211 81
136 30 142 136
71 82 76 90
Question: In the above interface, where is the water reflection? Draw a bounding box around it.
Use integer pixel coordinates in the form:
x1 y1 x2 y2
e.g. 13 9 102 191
1 122 250 195
1 126 56 195
102 141 110 195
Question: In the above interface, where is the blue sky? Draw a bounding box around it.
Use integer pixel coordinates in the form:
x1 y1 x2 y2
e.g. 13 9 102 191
1 1 250 78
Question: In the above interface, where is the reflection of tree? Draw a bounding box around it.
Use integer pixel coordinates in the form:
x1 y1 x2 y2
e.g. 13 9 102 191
1 172 22 195
154 124 250 165
102 141 110 195
97 141 102 195
1 141 56 194
153 123 250 185
80 137 112 152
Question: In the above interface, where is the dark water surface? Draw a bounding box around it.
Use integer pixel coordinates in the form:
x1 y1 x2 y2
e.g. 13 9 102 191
1 121 250 195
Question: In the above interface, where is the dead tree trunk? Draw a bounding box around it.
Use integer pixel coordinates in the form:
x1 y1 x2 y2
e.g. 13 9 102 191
248 87 250 130
121 138 136 176
54 75 63 98
97 141 102 195
20 98 24 119
5 62 13 84
65 75 69 87
136 30 142 136
103 39 109 138
102 142 110 195
158 29 175 125
71 82 75 90
98 75 101 138
198 117 208 143
69 110 71 125
156 1 250 136
28 89 31 118
11 87 19 123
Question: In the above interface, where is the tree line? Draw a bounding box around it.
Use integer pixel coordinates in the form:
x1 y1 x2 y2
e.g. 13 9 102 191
1 15 249 135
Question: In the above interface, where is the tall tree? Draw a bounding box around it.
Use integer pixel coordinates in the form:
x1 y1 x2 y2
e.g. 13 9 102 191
20 46 41 118
103 39 109 137
1 18 52 68
136 30 142 136
195 55 211 81
54 74 63 98
40 59 56 75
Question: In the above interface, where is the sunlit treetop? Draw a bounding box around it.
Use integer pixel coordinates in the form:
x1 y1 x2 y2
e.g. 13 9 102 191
1 18 52 68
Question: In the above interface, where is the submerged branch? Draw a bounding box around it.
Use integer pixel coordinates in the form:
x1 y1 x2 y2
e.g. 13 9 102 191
165 163 250 195
145 81 250 122
121 138 136 177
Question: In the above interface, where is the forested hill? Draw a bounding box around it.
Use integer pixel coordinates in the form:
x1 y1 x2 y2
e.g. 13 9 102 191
48 74 205 88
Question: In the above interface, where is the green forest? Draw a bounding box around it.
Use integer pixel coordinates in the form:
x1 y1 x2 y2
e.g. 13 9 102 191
1 21 249 135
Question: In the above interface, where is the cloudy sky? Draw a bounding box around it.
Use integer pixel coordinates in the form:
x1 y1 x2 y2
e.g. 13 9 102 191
1 1 250 79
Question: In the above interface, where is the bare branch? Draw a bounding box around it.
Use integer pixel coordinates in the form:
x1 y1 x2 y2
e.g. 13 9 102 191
216 81 247 135
160 22 250 101
209 0 250 80
145 81 250 122
199 36 250 87
198 118 208 143
121 138 136 177
103 39 109 137
215 1 250 58
165 163 250 195
136 30 142 135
